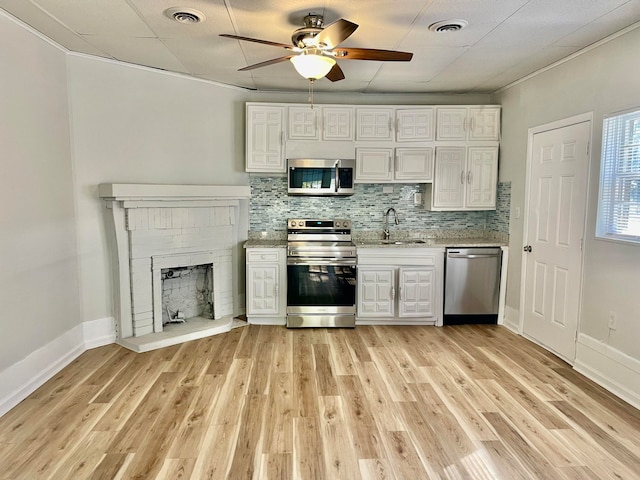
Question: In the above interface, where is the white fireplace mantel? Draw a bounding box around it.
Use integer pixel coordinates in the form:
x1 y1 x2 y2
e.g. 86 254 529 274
100 183 250 352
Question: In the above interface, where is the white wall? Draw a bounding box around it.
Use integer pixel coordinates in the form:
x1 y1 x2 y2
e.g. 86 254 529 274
66 54 251 327
0 12 81 372
496 26 640 366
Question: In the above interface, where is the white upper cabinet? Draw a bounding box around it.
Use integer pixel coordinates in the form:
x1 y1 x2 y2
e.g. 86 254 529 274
356 148 394 181
288 106 318 140
356 107 394 141
428 146 498 210
436 106 501 141
322 106 354 141
395 108 435 142
394 148 433 182
246 104 285 172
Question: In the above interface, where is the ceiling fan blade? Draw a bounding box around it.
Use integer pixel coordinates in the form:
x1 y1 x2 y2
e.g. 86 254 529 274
333 47 413 61
315 19 358 49
239 56 294 71
219 34 293 50
325 63 345 82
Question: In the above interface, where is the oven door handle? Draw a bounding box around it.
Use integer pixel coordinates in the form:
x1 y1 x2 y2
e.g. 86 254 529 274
287 258 356 266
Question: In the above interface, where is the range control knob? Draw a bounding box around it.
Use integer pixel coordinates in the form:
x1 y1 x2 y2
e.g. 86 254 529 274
290 221 296 227
299 221 305 227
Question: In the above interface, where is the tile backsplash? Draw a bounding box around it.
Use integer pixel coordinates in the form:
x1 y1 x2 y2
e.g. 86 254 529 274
249 175 510 234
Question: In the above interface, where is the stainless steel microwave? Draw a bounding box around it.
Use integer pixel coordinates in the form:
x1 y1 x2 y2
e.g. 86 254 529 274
287 158 355 196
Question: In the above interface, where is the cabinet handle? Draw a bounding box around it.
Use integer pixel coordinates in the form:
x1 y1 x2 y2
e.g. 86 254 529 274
399 287 403 301
467 171 472 184
470 117 475 132
463 117 468 131
391 286 395 299
461 171 466 184
280 131 284 145
275 283 279 296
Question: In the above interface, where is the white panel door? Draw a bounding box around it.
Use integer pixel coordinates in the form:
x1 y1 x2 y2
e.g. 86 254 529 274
398 268 434 317
523 120 590 362
358 267 395 317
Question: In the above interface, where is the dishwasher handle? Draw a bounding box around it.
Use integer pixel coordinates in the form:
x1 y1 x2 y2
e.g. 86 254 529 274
447 252 501 259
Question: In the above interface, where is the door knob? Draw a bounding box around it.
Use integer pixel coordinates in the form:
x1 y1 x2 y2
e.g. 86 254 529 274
523 245 532 253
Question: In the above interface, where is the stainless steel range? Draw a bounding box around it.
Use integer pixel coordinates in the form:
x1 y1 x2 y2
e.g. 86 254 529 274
286 218 357 328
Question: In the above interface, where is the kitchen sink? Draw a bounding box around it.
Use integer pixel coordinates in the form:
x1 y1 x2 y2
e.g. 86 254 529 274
375 239 427 245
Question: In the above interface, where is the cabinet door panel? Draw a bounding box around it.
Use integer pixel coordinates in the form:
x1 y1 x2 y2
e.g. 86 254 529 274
466 147 498 208
436 107 467 141
433 147 466 208
356 148 394 182
288 106 318 140
356 108 393 140
247 106 285 172
395 148 433 181
469 107 500 141
322 107 354 140
358 267 395 317
396 108 434 141
398 268 434 317
247 264 279 315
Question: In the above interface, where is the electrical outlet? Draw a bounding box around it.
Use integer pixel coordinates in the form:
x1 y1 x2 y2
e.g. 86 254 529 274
608 311 617 330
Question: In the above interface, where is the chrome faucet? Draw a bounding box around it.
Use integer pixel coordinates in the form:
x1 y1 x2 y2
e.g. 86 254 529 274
383 207 399 240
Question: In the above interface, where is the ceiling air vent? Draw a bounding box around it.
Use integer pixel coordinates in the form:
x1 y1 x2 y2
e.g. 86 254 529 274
428 19 468 33
165 7 205 24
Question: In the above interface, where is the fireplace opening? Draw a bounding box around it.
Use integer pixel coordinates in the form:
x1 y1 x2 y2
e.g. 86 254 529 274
161 263 214 325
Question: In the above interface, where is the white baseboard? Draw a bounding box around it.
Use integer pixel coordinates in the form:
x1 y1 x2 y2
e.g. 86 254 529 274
574 333 640 410
0 317 116 417
502 305 520 333
83 316 116 349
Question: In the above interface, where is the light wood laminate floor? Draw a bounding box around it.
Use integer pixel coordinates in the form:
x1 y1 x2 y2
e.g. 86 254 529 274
1 325 640 479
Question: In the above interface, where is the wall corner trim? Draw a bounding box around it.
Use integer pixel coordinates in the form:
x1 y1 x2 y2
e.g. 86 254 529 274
574 333 640 410
0 318 116 417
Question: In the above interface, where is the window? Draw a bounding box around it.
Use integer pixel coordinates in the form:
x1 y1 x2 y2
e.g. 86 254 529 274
597 108 640 243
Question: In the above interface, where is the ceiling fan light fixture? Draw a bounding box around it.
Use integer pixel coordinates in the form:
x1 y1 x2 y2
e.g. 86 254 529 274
290 54 336 79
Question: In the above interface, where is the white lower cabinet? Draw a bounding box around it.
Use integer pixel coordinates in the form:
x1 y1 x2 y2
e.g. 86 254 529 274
357 248 444 325
246 247 286 325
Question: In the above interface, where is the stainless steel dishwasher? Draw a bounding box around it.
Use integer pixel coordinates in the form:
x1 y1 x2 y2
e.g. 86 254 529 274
444 247 502 325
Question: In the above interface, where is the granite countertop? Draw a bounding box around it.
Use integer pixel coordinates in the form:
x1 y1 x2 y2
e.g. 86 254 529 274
354 237 507 248
244 229 508 249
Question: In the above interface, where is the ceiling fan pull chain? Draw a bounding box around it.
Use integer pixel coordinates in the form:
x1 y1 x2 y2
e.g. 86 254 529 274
308 79 315 108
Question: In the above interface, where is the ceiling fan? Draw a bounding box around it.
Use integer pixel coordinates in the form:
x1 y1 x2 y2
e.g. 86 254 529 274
220 14 413 82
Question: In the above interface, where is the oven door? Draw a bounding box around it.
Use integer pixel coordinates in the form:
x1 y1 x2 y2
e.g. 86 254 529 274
286 257 357 327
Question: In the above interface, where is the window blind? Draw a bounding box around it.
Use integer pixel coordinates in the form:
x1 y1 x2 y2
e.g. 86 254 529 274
597 108 640 243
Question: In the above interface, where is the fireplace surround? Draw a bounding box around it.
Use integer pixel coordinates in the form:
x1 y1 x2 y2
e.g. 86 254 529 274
99 184 250 352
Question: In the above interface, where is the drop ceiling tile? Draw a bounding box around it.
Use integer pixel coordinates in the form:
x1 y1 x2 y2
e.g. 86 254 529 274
30 0 155 36
0 0 110 55
403 0 530 48
554 1 640 47
128 0 234 39
83 35 188 73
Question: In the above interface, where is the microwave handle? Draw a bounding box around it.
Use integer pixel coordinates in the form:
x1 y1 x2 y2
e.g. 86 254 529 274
335 163 340 192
